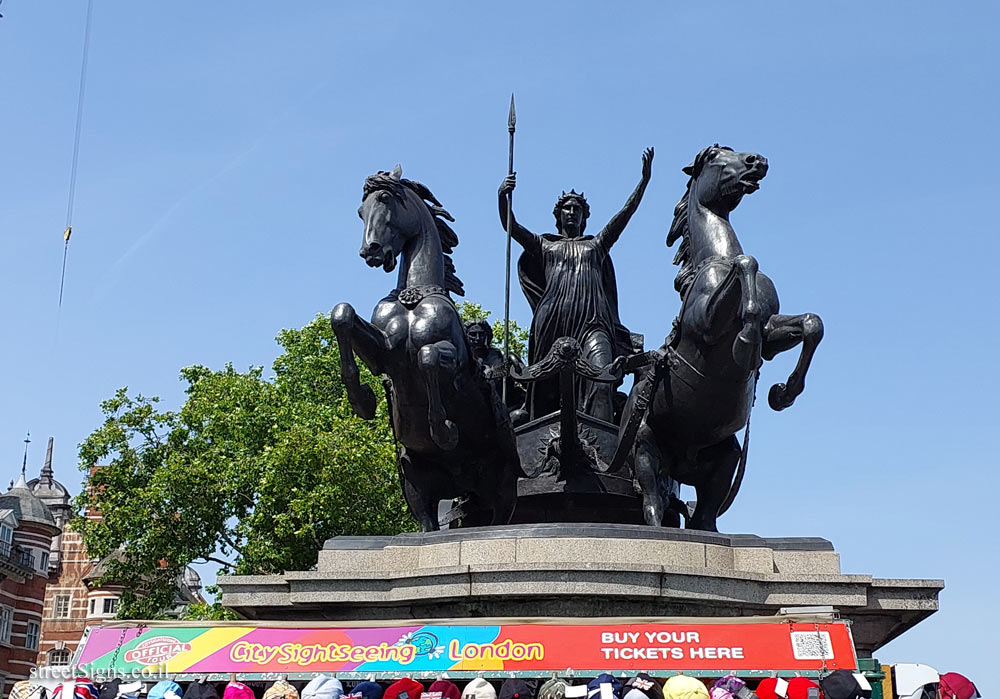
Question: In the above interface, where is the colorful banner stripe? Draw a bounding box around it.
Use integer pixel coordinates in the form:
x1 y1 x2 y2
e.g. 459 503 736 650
76 621 857 677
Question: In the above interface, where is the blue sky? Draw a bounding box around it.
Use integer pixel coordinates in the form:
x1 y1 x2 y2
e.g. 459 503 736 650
2 1 998 691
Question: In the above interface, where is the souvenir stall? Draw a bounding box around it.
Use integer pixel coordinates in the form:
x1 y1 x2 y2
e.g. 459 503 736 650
30 618 896 699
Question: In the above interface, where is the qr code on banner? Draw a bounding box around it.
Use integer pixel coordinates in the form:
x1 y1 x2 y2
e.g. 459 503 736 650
790 631 834 660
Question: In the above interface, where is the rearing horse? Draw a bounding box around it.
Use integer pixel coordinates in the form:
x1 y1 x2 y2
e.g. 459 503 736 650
331 165 519 531
624 145 823 532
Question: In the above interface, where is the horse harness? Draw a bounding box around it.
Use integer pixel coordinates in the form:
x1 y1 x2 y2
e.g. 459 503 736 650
613 256 759 518
391 284 452 309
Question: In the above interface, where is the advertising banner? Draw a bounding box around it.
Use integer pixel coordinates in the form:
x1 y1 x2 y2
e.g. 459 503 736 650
76 621 857 678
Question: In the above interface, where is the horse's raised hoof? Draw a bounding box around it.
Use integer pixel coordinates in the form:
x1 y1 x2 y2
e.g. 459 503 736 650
768 382 795 411
430 418 459 451
352 384 377 420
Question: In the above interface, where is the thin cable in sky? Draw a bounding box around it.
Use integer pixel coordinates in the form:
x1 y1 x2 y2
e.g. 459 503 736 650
58 0 95 310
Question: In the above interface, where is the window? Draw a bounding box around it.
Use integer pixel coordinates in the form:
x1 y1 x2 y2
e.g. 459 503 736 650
39 551 49 572
88 599 95 615
25 621 39 650
54 594 71 618
0 524 12 558
48 648 71 666
16 547 33 569
0 606 12 644
102 598 118 616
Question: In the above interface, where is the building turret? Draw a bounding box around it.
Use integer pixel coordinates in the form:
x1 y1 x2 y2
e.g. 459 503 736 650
27 438 72 571
0 467 57 685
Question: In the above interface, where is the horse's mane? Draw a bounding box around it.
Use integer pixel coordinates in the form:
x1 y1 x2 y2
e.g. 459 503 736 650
666 144 732 296
363 173 464 296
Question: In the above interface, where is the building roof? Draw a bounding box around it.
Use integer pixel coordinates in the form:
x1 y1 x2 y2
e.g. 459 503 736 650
0 473 58 530
82 548 125 583
26 437 71 511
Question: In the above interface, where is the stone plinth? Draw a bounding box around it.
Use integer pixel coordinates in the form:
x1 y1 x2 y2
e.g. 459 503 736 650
217 523 942 657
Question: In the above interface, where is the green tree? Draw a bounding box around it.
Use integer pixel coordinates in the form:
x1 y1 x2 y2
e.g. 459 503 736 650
458 301 529 362
74 315 412 620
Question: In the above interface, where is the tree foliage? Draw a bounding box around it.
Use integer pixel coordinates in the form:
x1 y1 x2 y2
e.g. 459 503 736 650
75 304 528 619
74 315 412 619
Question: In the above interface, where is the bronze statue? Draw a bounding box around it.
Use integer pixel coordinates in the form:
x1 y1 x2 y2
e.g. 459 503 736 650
498 148 653 424
331 166 520 531
464 319 525 412
622 146 824 531
327 109 825 532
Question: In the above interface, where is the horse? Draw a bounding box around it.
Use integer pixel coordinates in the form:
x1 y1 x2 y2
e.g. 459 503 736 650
623 145 824 532
330 165 520 531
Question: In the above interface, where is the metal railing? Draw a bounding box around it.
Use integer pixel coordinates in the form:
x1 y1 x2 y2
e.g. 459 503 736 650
0 540 36 571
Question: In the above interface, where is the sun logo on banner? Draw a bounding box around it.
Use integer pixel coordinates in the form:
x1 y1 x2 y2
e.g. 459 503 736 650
394 631 445 659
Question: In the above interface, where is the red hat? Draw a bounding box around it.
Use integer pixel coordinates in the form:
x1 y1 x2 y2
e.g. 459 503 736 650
939 673 979 699
786 679 820 699
427 682 462 699
755 680 780 699
385 680 424 699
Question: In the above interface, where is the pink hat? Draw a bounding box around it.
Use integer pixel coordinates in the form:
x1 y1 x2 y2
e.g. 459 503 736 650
223 682 256 699
939 673 979 699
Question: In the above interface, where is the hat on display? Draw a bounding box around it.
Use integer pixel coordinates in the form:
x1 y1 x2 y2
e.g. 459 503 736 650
55 680 99 699
711 677 754 699
222 683 254 699
426 682 462 699
303 678 344 699
183 684 219 699
663 677 709 699
623 674 663 699
785 679 819 699
537 681 570 699
819 672 874 699
117 683 144 699
183 684 220 699
498 681 534 699
149 682 183 699
347 684 384 699
10 681 47 699
384 679 424 699
938 674 979 699
587 675 622 699
263 682 299 699
462 680 496 699
98 681 122 699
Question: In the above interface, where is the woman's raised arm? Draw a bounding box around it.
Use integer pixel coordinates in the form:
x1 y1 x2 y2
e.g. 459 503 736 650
596 147 654 252
498 173 541 256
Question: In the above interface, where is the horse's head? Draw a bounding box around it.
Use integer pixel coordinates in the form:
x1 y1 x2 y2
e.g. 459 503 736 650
684 145 768 215
358 165 424 273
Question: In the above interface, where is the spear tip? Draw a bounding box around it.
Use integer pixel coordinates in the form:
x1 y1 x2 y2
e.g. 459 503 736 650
508 93 516 130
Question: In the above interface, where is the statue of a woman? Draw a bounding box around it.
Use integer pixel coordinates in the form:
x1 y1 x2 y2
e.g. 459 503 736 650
498 147 653 423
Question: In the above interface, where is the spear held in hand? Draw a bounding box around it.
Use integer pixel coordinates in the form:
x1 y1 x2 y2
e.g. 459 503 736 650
503 94 516 403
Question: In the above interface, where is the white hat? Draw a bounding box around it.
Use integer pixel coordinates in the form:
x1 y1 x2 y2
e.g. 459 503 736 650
303 677 344 699
462 680 496 699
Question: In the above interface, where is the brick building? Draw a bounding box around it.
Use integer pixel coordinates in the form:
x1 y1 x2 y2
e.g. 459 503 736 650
0 471 59 694
28 439 117 669
30 439 204 672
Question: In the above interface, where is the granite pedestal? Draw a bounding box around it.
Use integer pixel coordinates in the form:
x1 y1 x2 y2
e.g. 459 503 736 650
217 523 942 657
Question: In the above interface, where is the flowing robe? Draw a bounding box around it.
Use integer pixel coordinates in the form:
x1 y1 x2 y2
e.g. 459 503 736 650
517 232 633 422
